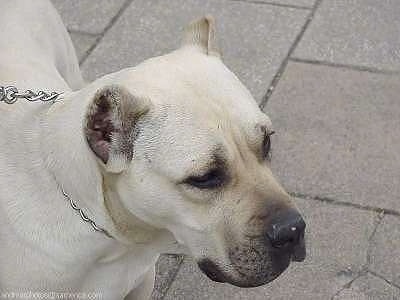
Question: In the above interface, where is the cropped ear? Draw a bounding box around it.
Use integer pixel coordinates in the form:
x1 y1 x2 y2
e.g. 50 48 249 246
183 15 221 57
84 85 150 173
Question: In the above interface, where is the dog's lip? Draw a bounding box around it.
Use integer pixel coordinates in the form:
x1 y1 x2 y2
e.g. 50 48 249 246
197 259 227 283
291 250 306 262
290 238 306 262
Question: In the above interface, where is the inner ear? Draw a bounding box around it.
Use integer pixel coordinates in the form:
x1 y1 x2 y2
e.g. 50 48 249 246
86 93 114 163
84 85 150 173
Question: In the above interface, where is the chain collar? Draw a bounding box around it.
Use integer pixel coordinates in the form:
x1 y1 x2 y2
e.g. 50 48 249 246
0 85 62 104
60 186 113 239
1 84 113 239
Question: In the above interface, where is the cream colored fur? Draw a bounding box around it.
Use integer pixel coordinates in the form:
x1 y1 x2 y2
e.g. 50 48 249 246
0 1 300 299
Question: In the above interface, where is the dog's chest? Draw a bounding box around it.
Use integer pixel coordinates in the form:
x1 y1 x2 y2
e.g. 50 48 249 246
79 251 158 299
0 229 157 298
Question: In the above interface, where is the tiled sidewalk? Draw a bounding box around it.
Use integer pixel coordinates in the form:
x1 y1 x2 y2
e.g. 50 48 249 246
52 1 400 299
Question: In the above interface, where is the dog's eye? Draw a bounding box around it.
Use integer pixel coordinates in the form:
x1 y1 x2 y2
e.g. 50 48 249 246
262 131 274 159
184 169 225 189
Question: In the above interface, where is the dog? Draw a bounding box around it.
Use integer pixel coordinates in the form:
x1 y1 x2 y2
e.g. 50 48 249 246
0 1 306 299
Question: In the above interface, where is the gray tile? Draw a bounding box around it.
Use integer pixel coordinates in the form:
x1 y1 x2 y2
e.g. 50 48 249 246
265 61 400 211
69 31 98 62
369 215 400 287
294 0 400 71
164 198 376 300
152 254 184 300
51 0 126 34
81 0 309 102
332 273 400 300
256 0 315 8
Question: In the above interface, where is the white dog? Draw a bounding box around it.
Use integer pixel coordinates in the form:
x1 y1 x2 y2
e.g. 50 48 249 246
0 1 306 299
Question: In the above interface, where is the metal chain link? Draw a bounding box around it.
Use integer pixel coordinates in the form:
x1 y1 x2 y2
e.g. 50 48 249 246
1 84 113 239
61 187 113 239
0 85 62 104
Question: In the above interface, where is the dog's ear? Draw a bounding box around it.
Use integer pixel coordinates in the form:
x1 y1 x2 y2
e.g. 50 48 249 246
183 15 221 57
84 85 150 173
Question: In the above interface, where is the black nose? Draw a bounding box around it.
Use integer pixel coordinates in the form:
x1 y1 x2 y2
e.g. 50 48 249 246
266 209 306 250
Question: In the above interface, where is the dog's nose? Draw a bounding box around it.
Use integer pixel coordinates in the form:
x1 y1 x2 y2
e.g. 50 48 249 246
266 209 306 250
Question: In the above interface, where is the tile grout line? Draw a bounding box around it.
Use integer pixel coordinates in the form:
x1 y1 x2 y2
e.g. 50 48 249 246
79 0 134 66
330 272 364 300
367 270 400 290
229 0 312 10
331 212 385 299
156 255 185 300
290 57 400 75
259 0 323 110
289 192 400 217
67 29 99 38
364 212 385 270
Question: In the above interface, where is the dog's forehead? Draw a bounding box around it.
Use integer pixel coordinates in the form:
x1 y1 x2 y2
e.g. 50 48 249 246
125 47 272 134
123 48 273 176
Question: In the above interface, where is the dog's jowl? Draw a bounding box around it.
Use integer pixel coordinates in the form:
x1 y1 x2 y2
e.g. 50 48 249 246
0 1 305 299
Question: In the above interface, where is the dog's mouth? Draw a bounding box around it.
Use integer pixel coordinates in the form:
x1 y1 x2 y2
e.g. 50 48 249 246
197 240 306 287
197 257 288 288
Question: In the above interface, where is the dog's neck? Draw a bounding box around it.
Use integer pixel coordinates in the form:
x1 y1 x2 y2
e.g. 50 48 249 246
40 88 179 257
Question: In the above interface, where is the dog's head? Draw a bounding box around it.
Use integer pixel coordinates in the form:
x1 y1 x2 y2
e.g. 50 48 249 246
83 17 306 287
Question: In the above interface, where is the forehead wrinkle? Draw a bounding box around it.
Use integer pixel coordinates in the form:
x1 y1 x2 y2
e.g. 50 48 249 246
211 145 229 169
186 143 228 177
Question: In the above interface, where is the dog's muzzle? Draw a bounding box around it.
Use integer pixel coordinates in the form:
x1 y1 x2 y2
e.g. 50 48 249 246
197 208 306 288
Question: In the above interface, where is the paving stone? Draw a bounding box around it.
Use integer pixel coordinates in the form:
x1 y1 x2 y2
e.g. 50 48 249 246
164 198 376 300
369 215 400 287
81 0 309 102
51 0 126 34
294 0 400 71
151 254 184 300
332 273 400 300
69 32 98 62
256 0 315 8
265 61 400 212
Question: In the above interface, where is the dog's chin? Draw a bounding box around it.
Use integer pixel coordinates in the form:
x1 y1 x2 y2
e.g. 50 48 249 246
197 256 293 288
197 259 227 283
